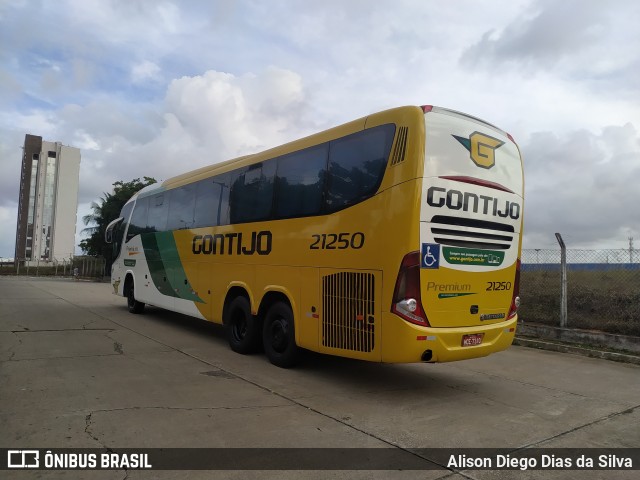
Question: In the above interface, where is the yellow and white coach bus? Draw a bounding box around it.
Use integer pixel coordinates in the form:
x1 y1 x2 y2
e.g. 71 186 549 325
106 105 524 367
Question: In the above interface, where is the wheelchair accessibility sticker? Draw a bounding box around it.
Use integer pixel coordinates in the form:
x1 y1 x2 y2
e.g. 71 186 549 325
421 243 440 269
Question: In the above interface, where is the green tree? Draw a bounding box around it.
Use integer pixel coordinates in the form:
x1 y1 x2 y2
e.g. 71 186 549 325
79 177 156 260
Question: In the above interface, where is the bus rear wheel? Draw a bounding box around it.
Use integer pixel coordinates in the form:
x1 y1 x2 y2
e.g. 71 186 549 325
263 301 301 368
225 296 261 354
126 279 145 314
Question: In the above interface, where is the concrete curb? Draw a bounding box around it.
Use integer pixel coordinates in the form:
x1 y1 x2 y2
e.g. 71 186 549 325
514 336 640 365
518 323 640 354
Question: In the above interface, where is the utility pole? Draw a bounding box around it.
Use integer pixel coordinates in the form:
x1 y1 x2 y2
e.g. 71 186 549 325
630 237 634 264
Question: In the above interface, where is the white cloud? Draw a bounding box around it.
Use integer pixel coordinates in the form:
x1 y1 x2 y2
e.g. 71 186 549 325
522 123 640 249
461 0 606 66
73 130 100 151
1 0 639 256
163 67 310 160
460 0 640 99
131 60 162 84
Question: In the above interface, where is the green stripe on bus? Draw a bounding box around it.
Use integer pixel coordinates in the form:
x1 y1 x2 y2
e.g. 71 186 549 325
141 232 204 303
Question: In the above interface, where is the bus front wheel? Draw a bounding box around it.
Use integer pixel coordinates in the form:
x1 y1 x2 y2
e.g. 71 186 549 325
126 280 145 314
225 296 261 354
263 301 301 368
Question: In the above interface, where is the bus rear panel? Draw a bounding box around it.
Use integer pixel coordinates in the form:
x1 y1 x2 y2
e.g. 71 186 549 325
385 106 523 363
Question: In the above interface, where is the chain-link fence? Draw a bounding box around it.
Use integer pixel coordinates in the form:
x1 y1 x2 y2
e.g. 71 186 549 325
0 256 107 280
521 249 640 336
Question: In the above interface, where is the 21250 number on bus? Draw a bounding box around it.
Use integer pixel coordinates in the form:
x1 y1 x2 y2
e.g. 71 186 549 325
310 232 365 250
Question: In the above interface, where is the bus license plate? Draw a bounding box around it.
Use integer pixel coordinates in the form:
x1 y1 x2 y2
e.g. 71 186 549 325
462 333 484 347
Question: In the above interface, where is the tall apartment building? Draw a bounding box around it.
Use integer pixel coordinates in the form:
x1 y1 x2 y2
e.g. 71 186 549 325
14 134 81 262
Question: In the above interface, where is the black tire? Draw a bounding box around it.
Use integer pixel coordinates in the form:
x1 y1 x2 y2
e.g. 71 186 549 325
225 296 261 354
263 301 301 368
126 280 145 314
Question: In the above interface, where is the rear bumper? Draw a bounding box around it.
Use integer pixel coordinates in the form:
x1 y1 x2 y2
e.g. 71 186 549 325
381 312 517 363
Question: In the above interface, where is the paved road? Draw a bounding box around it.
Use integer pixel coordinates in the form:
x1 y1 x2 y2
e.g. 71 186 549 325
1 276 638 479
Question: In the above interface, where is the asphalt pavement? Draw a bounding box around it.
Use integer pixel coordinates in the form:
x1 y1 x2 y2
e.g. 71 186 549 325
1 276 638 479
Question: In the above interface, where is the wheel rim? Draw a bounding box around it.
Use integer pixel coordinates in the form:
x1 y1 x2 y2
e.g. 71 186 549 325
231 311 247 342
269 317 289 353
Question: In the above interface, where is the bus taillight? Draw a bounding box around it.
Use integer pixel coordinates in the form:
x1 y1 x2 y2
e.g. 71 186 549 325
508 258 521 319
392 251 430 327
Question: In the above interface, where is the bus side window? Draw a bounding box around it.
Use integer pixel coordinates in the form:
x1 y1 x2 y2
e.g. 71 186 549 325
147 193 168 232
230 160 276 223
127 197 149 241
274 144 328 219
325 124 396 212
194 173 232 228
167 184 196 230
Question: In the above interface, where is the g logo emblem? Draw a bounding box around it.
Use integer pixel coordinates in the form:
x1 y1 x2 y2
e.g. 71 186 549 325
453 132 505 169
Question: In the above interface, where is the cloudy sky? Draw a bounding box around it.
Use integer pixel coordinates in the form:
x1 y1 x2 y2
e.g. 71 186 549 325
1 0 639 258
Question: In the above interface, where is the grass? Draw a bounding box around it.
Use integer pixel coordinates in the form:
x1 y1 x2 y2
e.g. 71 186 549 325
519 269 640 336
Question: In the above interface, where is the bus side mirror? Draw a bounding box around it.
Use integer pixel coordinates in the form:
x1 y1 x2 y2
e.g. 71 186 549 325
105 217 123 244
